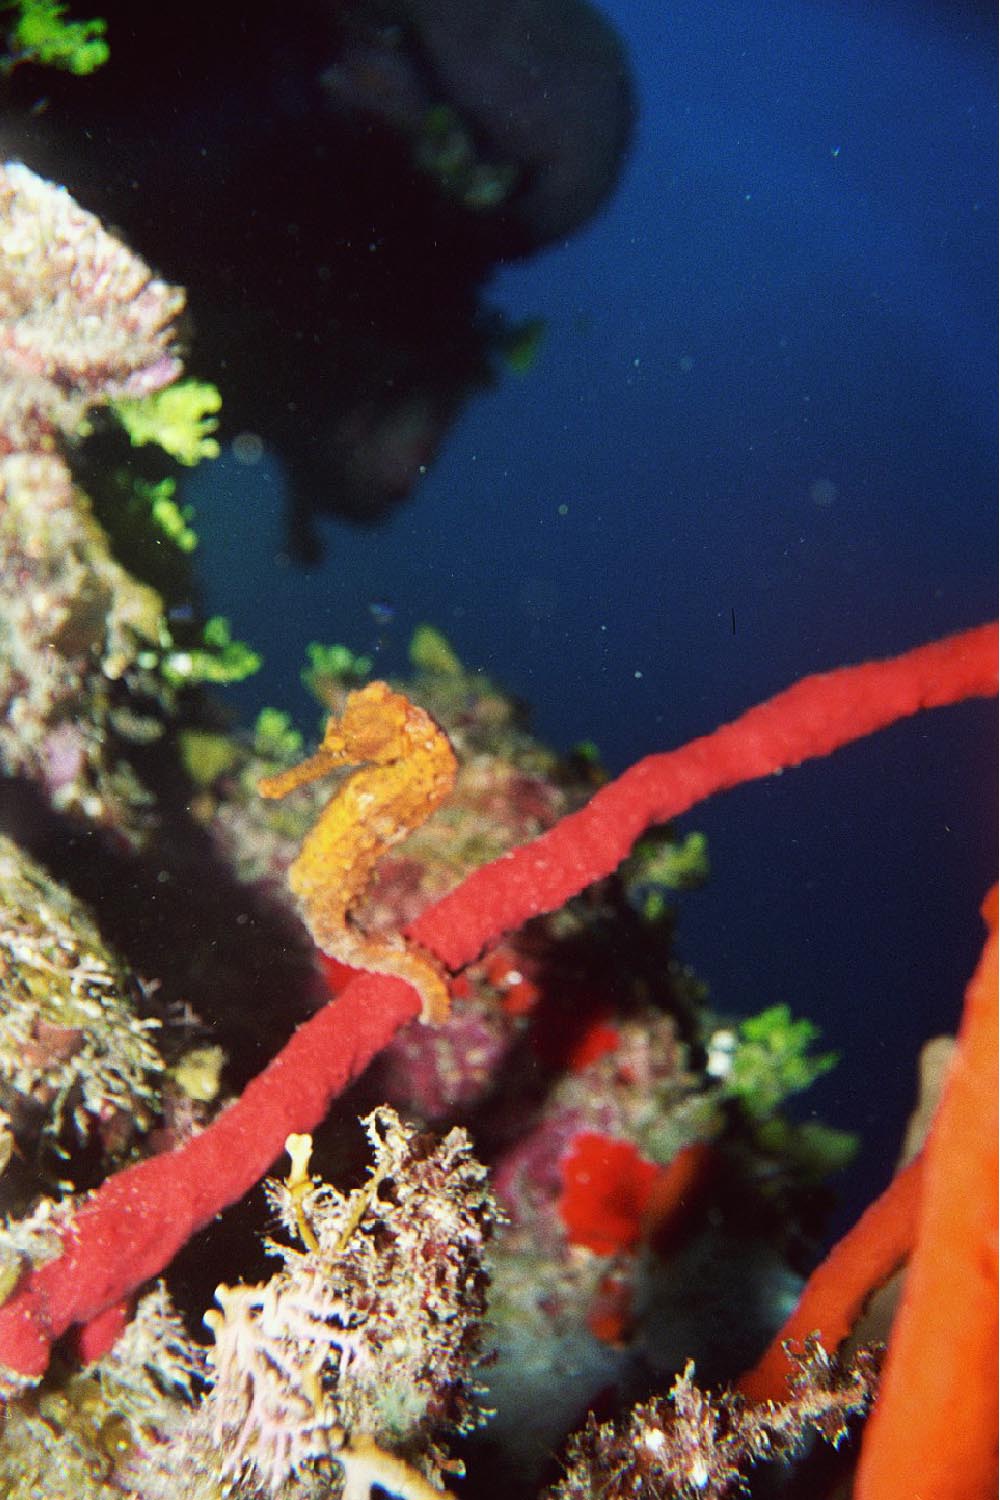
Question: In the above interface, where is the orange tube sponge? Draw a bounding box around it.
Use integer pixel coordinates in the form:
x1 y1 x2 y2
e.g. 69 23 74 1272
855 888 998 1500
737 1155 923 1403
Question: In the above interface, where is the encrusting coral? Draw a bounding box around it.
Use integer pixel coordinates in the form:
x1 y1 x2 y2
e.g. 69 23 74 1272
0 451 165 825
545 1337 881 1499
184 1109 496 1499
0 1111 497 1499
0 1283 204 1500
0 160 184 829
0 833 164 1176
0 160 183 455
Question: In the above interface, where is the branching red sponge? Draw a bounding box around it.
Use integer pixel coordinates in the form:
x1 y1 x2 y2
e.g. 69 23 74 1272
0 622 994 1386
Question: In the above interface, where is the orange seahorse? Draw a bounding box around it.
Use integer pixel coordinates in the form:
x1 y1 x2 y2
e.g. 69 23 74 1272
258 680 458 1023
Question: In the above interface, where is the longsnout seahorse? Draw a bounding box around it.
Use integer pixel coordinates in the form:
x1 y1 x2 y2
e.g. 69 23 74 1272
258 680 457 1023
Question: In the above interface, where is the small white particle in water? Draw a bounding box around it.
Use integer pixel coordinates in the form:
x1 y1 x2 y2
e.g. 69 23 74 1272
706 1028 737 1079
232 432 264 465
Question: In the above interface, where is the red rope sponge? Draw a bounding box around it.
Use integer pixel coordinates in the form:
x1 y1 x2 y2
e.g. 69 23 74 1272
0 974 420 1381
408 621 998 969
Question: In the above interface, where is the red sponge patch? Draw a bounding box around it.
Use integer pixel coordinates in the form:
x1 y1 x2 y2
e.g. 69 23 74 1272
558 1131 660 1255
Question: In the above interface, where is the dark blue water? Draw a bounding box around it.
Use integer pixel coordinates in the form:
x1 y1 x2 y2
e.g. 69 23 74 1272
190 0 997 1238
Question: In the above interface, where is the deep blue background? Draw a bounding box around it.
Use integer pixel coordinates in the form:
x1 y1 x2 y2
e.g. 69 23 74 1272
190 0 997 1238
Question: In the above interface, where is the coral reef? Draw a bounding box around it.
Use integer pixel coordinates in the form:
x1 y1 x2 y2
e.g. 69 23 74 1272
0 160 995 1500
0 451 165 825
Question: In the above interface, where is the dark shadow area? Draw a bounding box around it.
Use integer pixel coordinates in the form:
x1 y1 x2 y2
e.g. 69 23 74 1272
2 0 634 557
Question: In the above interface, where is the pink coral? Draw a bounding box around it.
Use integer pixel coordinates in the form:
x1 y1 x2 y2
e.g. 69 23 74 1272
0 161 184 453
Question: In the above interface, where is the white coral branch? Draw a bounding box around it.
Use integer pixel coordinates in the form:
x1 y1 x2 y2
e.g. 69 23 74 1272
338 1432 457 1500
